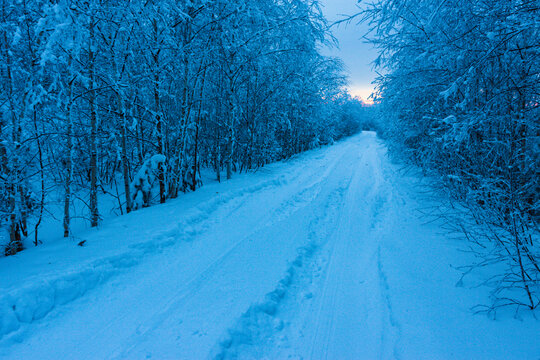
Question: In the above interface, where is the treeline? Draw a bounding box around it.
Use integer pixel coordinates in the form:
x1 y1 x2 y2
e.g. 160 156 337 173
365 0 539 310
0 0 364 255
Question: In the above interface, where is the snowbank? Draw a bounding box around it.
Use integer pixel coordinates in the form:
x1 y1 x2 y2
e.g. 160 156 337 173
0 169 293 340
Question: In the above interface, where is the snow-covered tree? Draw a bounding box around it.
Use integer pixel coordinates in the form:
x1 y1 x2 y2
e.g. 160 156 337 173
365 0 539 310
0 0 364 255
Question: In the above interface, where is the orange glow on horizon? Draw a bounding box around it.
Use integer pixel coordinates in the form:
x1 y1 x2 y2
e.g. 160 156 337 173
348 86 375 105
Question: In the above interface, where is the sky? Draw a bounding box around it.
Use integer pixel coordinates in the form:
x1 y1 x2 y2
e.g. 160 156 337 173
319 0 377 103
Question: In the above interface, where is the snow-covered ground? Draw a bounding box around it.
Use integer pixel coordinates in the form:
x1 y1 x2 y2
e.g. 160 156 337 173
0 132 538 359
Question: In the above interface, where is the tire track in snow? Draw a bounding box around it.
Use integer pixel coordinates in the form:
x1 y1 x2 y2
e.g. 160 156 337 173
373 173 402 360
377 243 402 360
365 141 402 359
108 143 356 360
306 147 376 360
211 165 355 360
217 135 402 360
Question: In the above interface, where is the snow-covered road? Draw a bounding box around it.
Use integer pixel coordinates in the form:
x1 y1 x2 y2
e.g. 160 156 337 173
1 132 538 359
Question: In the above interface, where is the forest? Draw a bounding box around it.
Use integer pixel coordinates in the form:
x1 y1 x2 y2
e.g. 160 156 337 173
0 0 366 255
365 0 539 310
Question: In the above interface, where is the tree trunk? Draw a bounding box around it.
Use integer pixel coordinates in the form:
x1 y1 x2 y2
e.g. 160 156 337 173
89 16 99 227
226 94 234 180
118 94 132 213
2 19 24 253
153 19 166 204
63 102 73 237
215 134 221 183
156 114 166 204
192 121 199 191
33 104 45 246
63 50 74 237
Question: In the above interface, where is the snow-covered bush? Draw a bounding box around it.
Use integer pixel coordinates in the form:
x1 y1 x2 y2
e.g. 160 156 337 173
130 155 167 210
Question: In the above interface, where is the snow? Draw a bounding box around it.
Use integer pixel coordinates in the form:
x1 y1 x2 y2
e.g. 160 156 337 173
0 132 538 359
130 154 168 209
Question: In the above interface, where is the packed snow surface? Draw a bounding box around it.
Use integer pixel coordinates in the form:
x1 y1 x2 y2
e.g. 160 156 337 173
0 132 538 359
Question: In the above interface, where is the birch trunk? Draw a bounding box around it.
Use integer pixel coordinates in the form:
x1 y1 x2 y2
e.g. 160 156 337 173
89 15 99 227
